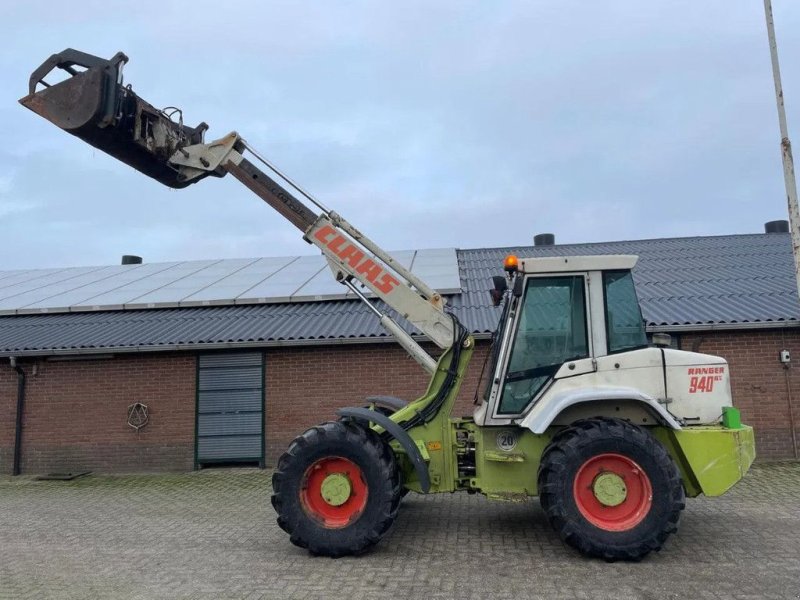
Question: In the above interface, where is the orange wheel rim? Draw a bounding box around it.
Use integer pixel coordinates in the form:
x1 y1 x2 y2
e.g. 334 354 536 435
573 453 653 532
300 456 368 529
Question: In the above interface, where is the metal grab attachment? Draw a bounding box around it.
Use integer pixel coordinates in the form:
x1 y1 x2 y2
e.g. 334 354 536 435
25 49 128 127
19 48 216 189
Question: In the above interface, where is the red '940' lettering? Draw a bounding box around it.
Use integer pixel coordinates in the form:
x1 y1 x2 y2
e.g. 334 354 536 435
689 376 715 393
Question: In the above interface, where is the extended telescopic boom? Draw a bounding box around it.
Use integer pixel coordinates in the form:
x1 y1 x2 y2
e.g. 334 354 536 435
19 49 456 373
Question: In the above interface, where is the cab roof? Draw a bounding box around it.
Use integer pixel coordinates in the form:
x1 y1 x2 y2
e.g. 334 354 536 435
518 255 638 274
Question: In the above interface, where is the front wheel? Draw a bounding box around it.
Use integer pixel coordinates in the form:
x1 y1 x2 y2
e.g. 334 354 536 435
538 418 685 561
271 421 401 557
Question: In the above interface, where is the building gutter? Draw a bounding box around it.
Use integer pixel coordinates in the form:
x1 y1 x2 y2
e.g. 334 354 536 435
0 320 799 358
0 332 495 359
646 321 800 333
9 357 26 476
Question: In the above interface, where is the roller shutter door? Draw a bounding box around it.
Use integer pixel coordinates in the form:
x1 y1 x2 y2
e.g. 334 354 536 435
196 352 264 466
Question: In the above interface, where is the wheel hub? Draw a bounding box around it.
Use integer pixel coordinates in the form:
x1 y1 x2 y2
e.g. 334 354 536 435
299 456 369 529
320 473 352 506
573 452 653 532
592 472 627 507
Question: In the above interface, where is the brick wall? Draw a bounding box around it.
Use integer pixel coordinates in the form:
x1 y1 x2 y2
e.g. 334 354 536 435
263 342 490 464
679 328 800 460
0 344 490 475
2 327 797 475
0 353 195 475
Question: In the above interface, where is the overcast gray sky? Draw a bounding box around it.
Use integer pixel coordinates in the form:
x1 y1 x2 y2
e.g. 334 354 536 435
1 1 798 270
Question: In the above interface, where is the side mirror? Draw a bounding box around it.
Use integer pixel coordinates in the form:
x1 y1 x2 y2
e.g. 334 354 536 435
512 276 524 298
490 275 507 306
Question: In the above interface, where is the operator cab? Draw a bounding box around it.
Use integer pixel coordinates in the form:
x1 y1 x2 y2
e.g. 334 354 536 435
475 255 648 426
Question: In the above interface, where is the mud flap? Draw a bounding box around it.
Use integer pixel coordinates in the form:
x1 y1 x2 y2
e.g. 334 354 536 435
337 406 430 493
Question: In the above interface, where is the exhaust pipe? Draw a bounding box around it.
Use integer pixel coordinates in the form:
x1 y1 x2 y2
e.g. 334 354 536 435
19 48 219 189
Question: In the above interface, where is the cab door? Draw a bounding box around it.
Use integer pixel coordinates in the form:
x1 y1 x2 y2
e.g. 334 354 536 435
491 274 593 419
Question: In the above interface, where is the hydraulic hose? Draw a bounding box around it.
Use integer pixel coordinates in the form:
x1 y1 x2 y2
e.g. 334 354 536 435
399 314 469 431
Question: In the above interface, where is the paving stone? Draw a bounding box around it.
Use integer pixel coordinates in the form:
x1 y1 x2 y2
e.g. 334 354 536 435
0 463 798 599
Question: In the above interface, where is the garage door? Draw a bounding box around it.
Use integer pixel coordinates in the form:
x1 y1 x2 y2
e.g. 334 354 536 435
196 352 264 467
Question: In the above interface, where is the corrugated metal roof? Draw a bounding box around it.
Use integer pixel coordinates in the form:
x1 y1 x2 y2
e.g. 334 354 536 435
1 232 797 356
458 232 800 332
0 302 406 354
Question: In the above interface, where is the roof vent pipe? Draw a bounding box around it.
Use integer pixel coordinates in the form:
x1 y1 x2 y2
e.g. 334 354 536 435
765 220 790 234
534 233 555 246
121 255 143 265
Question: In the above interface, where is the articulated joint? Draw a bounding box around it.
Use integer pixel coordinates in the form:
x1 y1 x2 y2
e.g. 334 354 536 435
167 132 242 183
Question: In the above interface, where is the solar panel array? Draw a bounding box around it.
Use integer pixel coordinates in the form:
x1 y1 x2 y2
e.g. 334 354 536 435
0 248 461 315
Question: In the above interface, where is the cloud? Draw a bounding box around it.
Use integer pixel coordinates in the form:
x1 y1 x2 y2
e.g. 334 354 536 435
0 0 798 270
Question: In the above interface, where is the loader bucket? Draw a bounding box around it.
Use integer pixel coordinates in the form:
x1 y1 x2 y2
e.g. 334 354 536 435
19 48 216 189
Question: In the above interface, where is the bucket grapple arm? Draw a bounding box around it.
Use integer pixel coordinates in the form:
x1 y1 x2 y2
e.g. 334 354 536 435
21 48 214 189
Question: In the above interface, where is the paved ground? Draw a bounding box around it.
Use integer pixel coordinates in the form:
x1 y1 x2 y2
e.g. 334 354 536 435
0 463 798 600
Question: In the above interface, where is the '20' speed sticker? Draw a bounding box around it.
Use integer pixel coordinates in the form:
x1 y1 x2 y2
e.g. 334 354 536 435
497 431 517 452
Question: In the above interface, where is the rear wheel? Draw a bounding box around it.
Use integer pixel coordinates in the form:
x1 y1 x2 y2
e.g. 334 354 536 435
271 421 401 557
538 418 684 561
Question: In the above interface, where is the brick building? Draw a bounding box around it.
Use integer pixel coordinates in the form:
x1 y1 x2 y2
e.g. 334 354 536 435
1 229 799 475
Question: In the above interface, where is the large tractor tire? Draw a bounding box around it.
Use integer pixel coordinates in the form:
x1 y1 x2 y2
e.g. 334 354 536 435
538 417 685 561
271 420 402 557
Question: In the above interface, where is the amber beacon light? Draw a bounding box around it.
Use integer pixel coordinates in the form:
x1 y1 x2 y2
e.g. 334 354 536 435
503 254 519 273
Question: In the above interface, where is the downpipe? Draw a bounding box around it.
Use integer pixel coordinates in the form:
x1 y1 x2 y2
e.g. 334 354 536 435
783 362 799 459
10 357 26 476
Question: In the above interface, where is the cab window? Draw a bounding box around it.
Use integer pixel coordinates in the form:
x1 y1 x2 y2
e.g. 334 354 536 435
603 270 648 354
498 276 588 414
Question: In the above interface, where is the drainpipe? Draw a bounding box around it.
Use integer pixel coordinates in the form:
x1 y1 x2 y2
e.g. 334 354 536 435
10 357 26 476
783 362 799 459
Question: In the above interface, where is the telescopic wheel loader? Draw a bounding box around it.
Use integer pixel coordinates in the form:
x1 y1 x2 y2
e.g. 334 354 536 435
20 49 755 561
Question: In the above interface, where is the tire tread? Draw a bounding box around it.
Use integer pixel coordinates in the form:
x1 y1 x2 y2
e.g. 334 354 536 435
538 417 684 561
271 420 400 557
